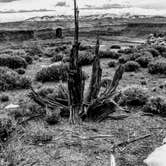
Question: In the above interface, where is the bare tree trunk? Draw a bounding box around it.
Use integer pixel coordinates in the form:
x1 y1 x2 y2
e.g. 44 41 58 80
68 0 84 124
85 37 102 103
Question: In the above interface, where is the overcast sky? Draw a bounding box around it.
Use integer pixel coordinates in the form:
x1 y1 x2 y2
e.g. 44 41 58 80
0 0 166 22
0 0 166 11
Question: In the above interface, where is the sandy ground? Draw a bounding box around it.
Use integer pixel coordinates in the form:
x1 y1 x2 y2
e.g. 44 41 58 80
0 36 166 166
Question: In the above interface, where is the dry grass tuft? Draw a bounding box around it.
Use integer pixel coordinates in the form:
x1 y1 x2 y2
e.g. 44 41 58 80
0 67 31 91
116 85 149 106
124 61 140 72
143 96 166 116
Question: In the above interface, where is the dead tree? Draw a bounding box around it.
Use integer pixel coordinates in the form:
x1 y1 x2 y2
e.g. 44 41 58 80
67 0 84 124
28 0 125 125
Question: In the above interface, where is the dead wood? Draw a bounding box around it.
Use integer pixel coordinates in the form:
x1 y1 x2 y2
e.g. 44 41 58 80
83 65 124 122
27 0 125 124
98 114 129 122
99 65 124 100
68 0 84 124
112 134 151 152
85 37 102 103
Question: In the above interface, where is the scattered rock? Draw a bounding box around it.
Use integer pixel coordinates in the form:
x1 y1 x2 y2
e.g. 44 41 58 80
5 104 20 110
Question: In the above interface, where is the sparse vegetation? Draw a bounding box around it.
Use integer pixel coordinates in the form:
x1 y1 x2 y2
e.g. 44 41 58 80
35 63 69 83
108 60 117 68
0 55 27 69
148 59 166 74
78 51 94 66
143 96 166 116
0 6 166 166
136 54 153 68
51 54 64 62
147 48 160 57
0 94 9 102
110 45 121 49
0 67 31 91
124 61 140 72
117 85 149 106
100 50 120 59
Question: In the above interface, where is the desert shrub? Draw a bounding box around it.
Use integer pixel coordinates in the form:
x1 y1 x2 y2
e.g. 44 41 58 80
118 55 130 64
78 51 94 66
99 51 120 59
25 45 43 57
108 60 117 68
161 52 166 58
0 55 27 69
124 61 140 72
0 67 31 91
147 48 160 57
143 96 166 116
0 117 14 142
51 54 63 62
35 63 68 83
15 68 26 75
148 59 166 74
9 103 45 120
136 55 153 68
0 94 9 102
45 113 60 125
154 45 166 54
129 53 141 61
118 53 141 64
79 45 92 51
110 45 121 49
117 85 149 106
8 49 33 64
118 48 135 54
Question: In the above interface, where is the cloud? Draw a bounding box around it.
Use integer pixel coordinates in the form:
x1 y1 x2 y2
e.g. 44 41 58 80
0 0 18 2
0 0 166 13
55 1 67 7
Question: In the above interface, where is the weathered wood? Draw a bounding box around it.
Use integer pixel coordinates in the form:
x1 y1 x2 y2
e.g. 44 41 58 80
84 65 124 121
100 65 124 100
85 37 102 103
68 0 84 124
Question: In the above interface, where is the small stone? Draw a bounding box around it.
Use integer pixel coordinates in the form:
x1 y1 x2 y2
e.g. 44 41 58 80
5 104 20 110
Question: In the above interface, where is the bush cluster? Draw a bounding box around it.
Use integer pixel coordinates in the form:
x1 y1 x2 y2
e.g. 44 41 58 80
143 96 166 116
78 51 94 66
136 53 153 68
99 51 120 59
0 54 27 69
108 60 117 68
124 61 140 72
116 85 149 106
35 63 69 83
148 59 166 74
51 54 64 62
0 67 31 91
